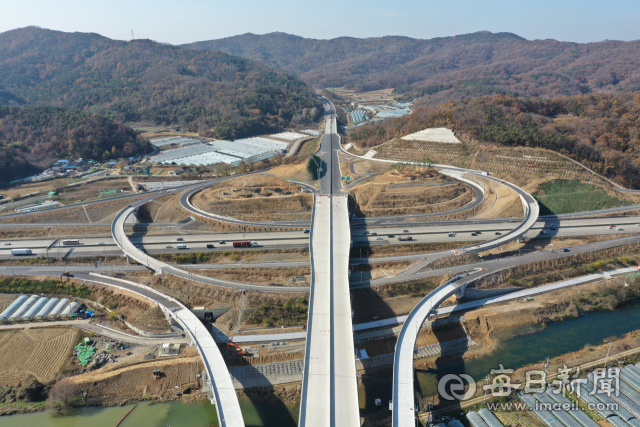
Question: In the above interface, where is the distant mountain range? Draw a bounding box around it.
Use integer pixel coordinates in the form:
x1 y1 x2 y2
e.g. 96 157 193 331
0 27 322 140
183 31 640 103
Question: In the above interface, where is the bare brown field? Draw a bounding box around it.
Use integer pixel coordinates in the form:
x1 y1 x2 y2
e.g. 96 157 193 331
192 174 313 222
0 328 79 385
471 174 524 219
65 355 205 406
270 162 315 183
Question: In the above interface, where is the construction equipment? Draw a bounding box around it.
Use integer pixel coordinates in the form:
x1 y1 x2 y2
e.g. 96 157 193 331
226 341 248 355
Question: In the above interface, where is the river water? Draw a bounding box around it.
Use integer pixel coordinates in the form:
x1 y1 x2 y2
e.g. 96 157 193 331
4 301 640 426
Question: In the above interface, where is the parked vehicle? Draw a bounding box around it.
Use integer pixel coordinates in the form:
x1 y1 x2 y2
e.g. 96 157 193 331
233 241 258 248
11 248 32 256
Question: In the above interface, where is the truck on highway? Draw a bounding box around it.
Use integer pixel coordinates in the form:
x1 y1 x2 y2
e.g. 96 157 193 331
397 236 413 241
233 241 258 248
177 244 188 250
11 248 32 256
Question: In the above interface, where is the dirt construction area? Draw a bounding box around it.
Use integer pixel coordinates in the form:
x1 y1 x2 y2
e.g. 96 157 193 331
65 355 205 406
0 327 79 385
192 174 313 222
349 166 476 217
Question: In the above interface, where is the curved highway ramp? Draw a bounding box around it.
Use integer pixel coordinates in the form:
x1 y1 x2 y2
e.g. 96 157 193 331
392 273 476 427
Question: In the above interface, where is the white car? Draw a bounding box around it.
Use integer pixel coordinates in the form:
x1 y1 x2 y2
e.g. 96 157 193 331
97 242 105 246
376 237 383 240
3 242 10 246
166 245 173 248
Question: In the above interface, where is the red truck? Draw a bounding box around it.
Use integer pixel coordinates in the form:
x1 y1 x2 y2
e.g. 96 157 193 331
233 241 258 248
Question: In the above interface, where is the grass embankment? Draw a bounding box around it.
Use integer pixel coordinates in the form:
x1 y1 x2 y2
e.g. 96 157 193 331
532 276 640 323
533 179 628 215
475 245 640 290
157 248 309 264
0 277 91 297
246 296 308 327
350 241 480 258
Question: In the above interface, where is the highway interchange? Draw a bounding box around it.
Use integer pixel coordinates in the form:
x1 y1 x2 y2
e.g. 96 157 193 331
1 97 640 427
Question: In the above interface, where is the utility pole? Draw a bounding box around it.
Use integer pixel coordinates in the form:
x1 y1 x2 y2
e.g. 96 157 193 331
131 29 134 40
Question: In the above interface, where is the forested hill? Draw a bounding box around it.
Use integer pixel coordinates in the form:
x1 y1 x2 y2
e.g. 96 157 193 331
0 105 145 182
183 31 640 104
349 93 640 188
0 27 322 139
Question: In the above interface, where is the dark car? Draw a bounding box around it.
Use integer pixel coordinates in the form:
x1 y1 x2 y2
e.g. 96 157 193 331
206 244 215 249
495 232 502 235
562 248 570 252
176 238 184 241
219 241 225 244
471 232 477 236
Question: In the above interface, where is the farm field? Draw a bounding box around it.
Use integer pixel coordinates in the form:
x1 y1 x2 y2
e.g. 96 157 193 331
532 179 631 215
0 328 79 385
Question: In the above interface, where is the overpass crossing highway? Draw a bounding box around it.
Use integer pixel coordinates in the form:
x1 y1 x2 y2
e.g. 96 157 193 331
299 98 359 427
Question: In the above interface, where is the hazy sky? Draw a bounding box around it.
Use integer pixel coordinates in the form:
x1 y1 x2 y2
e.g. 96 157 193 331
1 0 638 45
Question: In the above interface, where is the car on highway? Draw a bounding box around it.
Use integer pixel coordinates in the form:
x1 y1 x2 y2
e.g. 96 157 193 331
617 227 624 231
362 231 369 235
219 241 225 244
97 242 105 245
371 232 377 235
448 232 456 237
3 242 10 246
609 225 615 228
500 180 506 183
562 248 570 252
387 235 395 238
176 238 185 241
495 232 502 235
166 245 173 248
207 244 215 249
303 229 310 233
540 230 545 234
376 237 383 240
403 230 409 233
550 227 557 230
471 232 477 236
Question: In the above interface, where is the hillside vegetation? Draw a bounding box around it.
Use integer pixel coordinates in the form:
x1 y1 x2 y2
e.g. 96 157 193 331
184 31 640 104
0 105 144 182
349 93 640 188
0 27 322 139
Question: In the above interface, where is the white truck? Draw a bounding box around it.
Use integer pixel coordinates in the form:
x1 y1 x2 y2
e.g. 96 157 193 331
176 244 188 250
11 248 32 256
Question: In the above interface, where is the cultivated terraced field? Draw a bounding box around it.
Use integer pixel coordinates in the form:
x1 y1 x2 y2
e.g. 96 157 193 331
0 328 79 385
